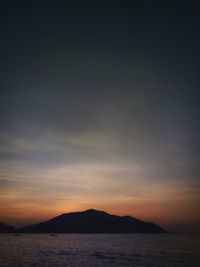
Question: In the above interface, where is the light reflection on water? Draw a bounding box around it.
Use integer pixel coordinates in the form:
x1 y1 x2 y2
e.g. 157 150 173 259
0 234 199 267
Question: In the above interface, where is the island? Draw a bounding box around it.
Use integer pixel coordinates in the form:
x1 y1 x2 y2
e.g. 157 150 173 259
19 209 167 233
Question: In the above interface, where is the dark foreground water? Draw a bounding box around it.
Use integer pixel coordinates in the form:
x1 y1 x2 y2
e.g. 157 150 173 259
0 234 199 267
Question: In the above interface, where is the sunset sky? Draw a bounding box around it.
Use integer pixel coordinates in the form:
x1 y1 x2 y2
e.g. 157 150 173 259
0 1 199 233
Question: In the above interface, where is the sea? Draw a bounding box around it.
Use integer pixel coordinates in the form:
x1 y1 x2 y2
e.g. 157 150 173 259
0 234 199 267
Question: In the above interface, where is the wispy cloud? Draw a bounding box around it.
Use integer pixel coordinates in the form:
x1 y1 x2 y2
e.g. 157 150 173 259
0 121 199 228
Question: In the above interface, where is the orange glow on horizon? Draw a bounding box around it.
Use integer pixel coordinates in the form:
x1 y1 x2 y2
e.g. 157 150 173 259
1 197 199 229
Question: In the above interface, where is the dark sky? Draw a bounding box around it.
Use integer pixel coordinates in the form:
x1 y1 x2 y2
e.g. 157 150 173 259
0 1 199 232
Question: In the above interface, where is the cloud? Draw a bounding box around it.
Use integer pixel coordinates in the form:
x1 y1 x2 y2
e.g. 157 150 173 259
0 178 18 188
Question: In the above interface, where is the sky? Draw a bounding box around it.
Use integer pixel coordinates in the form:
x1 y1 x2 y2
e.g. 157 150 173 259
0 1 200 233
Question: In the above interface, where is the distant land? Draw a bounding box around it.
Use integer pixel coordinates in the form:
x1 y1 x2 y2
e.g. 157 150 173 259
17 209 167 233
0 223 15 233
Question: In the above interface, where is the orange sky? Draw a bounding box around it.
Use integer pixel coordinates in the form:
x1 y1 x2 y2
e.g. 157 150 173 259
0 158 199 232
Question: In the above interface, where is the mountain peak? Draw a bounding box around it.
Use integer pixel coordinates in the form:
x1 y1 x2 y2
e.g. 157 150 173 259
84 209 107 214
85 208 99 212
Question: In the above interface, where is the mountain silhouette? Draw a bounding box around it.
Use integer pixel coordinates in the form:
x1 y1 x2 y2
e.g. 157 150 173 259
19 209 167 233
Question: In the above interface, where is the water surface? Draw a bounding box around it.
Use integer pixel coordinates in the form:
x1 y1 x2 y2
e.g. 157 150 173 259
0 234 199 267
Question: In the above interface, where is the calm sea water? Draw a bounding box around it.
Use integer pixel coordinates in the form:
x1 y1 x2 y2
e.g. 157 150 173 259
0 234 199 267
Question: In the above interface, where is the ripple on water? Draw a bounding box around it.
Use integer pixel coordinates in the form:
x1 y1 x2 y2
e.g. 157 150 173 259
0 234 199 267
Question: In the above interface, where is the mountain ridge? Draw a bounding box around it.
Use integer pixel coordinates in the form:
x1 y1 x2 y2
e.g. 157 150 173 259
19 209 167 233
